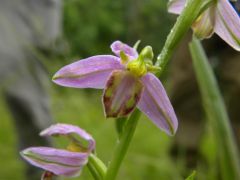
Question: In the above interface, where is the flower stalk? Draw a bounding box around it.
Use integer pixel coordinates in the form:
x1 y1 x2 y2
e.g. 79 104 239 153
115 117 128 137
189 36 240 180
87 163 102 180
88 154 107 180
104 109 141 180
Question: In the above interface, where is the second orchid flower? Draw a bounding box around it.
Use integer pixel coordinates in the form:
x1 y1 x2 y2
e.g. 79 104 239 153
168 0 240 51
20 124 96 179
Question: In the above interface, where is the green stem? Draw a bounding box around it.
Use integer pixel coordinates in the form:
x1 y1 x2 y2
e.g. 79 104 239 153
88 153 107 179
87 162 102 180
115 117 128 137
104 109 141 180
155 0 213 72
189 36 240 180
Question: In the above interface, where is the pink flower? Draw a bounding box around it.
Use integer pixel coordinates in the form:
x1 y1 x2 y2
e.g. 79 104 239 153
168 0 240 51
53 41 178 135
20 124 95 178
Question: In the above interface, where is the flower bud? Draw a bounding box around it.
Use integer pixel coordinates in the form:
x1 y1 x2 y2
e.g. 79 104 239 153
139 46 154 65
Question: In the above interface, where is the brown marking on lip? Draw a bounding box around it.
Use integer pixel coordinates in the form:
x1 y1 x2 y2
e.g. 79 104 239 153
103 70 143 118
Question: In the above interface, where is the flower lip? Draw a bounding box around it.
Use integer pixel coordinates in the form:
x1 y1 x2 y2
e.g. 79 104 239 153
103 70 144 118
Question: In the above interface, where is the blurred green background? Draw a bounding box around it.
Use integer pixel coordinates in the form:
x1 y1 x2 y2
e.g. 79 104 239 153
0 0 221 179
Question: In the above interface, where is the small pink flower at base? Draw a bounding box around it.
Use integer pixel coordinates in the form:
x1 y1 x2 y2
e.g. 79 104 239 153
53 41 178 135
168 0 240 51
20 124 95 178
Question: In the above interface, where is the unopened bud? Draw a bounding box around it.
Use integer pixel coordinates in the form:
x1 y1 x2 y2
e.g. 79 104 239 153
139 46 154 64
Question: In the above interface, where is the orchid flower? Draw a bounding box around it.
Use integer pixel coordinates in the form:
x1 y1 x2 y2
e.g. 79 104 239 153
168 0 240 51
20 124 95 179
53 41 178 135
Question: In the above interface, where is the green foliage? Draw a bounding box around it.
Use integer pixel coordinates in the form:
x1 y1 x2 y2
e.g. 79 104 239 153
0 98 25 180
189 37 240 180
63 0 173 58
185 171 196 180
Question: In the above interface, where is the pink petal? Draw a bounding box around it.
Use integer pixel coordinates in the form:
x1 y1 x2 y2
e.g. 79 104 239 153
103 70 143 118
192 8 214 39
21 147 88 177
53 55 124 89
137 73 178 135
168 0 186 14
110 41 138 59
215 0 240 51
40 124 95 152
